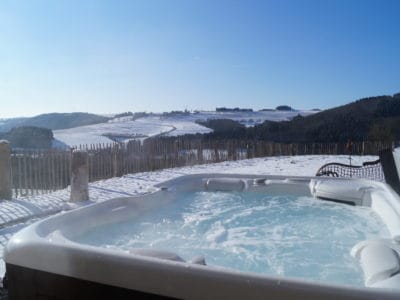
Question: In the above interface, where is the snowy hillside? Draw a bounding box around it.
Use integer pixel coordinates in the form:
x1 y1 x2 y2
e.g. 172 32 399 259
53 109 317 147
53 115 213 147
185 109 316 126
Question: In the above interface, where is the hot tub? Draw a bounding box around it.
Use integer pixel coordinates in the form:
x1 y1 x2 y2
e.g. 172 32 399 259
4 174 400 299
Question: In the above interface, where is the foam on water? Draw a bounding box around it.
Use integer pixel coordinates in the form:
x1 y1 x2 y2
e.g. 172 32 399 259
74 191 390 286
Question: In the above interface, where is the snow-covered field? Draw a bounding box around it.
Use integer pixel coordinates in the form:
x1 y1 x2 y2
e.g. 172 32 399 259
0 154 377 278
180 109 316 125
53 117 172 147
53 110 317 147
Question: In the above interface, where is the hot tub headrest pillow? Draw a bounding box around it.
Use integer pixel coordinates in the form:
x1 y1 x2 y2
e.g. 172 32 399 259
357 243 400 286
205 178 247 191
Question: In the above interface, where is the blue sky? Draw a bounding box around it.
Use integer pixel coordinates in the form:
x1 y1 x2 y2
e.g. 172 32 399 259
1 0 400 118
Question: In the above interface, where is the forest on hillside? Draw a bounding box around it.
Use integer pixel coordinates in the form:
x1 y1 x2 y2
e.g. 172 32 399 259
0 112 110 132
198 93 400 143
0 126 53 149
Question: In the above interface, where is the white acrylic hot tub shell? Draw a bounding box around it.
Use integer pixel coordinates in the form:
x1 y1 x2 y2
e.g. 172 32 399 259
4 174 400 300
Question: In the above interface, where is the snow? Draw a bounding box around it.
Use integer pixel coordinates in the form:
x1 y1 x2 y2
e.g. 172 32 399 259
135 116 212 137
184 110 316 126
53 116 209 147
53 110 316 147
0 154 377 278
53 118 170 147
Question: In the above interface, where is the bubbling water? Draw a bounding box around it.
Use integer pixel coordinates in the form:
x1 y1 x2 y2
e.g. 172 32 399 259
75 191 390 287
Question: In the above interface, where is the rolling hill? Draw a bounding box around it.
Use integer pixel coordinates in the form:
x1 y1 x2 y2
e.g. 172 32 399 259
202 93 400 142
3 92 400 148
0 113 110 132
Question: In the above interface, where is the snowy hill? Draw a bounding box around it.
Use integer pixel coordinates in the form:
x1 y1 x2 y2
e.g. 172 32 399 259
53 115 213 147
53 109 316 147
189 109 316 127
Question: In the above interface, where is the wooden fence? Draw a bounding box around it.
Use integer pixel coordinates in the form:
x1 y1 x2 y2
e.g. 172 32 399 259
11 149 71 197
9 139 395 198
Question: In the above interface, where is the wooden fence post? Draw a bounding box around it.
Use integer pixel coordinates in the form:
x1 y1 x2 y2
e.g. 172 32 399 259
0 140 12 200
70 149 89 202
112 144 119 177
197 141 203 164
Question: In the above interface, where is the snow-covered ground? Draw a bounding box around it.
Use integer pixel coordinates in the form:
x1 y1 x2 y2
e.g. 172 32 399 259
53 115 212 147
53 110 317 147
53 117 171 147
0 154 377 278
